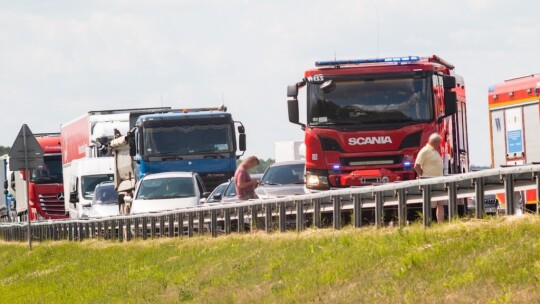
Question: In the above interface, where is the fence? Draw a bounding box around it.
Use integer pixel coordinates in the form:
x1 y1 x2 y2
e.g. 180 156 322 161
1 165 540 243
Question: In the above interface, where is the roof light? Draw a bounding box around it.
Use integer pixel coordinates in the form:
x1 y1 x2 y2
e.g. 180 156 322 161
315 56 421 67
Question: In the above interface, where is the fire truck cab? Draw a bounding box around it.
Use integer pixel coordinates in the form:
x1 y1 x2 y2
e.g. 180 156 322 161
287 55 469 190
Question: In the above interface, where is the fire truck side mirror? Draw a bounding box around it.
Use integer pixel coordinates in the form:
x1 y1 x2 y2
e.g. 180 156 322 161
288 99 300 125
3 180 7 190
442 75 456 89
287 84 299 98
444 91 457 116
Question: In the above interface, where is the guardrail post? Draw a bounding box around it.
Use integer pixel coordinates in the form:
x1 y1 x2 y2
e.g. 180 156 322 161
118 219 124 241
177 213 184 237
313 198 321 228
265 203 272 233
150 217 157 238
250 206 258 232
126 218 132 241
142 217 148 240
447 182 458 220
475 177 485 219
504 174 515 215
397 188 407 227
79 223 85 241
352 194 362 228
211 209 218 238
374 191 384 228
237 207 244 233
187 212 194 237
279 202 286 232
296 201 304 232
224 208 231 234
198 211 204 236
332 196 341 230
422 184 432 227
159 216 165 238
90 222 95 239
168 214 175 238
68 223 74 241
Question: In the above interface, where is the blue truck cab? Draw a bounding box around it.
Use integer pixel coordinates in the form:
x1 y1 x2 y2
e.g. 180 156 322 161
133 109 246 190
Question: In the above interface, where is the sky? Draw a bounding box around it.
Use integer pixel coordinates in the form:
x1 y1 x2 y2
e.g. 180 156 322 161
0 0 539 165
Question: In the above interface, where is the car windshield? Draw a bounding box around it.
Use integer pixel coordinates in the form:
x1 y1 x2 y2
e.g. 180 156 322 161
30 155 63 184
260 164 305 185
81 175 114 200
137 177 195 200
142 118 233 157
308 77 433 127
92 184 118 205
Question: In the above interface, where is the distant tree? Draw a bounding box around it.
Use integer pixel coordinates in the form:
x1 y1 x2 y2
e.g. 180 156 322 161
237 157 275 174
0 146 10 156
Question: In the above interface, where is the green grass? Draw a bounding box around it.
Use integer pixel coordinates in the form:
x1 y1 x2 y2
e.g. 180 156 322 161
2 216 540 303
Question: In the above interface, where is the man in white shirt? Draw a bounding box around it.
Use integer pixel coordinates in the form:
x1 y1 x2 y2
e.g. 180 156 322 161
414 133 444 223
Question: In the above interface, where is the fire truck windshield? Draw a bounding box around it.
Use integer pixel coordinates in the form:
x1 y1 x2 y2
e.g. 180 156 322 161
307 77 433 127
30 155 63 184
142 118 234 157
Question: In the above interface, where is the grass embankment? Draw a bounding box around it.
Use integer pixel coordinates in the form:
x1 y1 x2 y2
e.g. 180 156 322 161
1 216 540 303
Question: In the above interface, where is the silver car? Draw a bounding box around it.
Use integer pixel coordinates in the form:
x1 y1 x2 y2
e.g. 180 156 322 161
255 161 307 199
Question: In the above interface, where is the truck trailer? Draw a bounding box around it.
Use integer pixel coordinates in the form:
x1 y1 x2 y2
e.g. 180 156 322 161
9 133 65 221
61 108 170 218
287 55 469 190
488 74 540 210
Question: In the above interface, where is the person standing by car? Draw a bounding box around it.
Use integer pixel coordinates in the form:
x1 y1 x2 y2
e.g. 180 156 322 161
234 156 260 200
414 133 444 223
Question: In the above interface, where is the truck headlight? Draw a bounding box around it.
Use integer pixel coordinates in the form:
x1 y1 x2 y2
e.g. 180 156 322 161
306 171 330 190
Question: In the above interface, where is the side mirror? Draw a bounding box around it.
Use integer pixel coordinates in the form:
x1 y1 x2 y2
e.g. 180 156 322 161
202 191 211 199
239 133 246 151
287 84 298 98
69 192 78 204
3 190 7 195
288 99 300 125
444 91 457 116
442 75 456 89
237 125 245 134
3 180 7 190
212 193 222 200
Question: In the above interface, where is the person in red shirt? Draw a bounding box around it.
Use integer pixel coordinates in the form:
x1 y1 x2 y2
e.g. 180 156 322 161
234 156 260 200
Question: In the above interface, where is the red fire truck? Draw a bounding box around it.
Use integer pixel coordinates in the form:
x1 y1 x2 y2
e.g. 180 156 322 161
488 74 540 210
287 55 469 190
9 133 66 221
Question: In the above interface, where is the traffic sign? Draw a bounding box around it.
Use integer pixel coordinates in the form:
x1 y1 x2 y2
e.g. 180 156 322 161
8 125 45 171
7 124 44 250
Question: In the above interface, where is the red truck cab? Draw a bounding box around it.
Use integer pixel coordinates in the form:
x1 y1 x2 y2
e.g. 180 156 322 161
287 55 469 190
12 134 66 220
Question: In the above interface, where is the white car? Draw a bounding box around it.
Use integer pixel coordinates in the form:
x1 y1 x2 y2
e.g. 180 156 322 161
129 172 208 214
82 182 119 218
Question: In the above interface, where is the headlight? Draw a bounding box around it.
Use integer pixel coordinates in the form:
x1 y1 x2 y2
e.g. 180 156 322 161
306 171 330 190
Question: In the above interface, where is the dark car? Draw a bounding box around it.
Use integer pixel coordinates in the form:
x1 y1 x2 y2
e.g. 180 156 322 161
206 174 263 203
255 161 307 199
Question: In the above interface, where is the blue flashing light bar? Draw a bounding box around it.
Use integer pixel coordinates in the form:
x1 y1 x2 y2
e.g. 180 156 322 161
333 165 340 170
315 56 421 67
403 161 412 168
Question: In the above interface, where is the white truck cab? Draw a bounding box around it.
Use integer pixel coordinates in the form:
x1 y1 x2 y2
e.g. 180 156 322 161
65 158 115 219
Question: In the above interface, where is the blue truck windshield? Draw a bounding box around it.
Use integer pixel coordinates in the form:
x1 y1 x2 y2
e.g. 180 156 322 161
142 120 234 157
308 77 433 126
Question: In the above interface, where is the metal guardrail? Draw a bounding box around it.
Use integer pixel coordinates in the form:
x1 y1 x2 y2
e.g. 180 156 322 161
1 165 540 243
